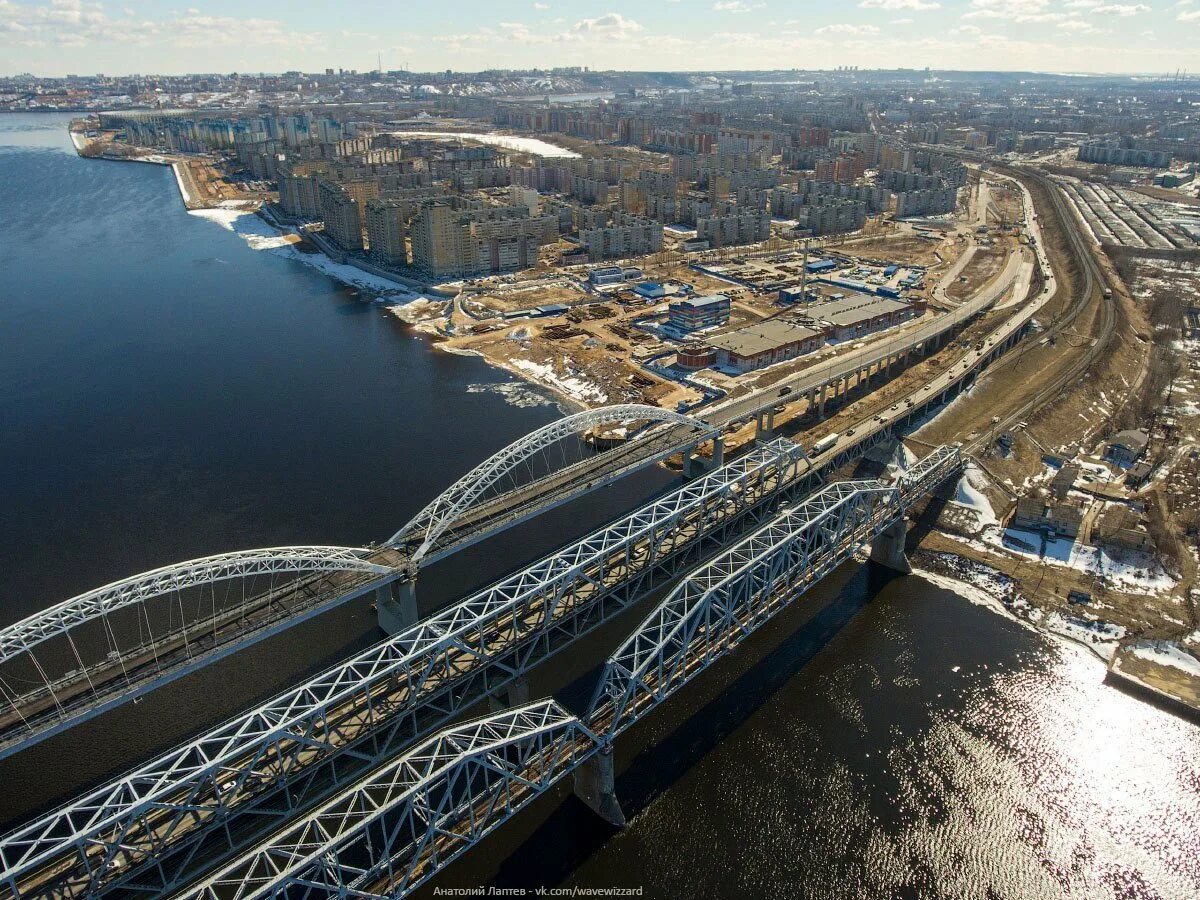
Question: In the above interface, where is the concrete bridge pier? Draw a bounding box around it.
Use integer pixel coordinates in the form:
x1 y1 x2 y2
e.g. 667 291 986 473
754 410 775 441
377 577 419 634
574 744 626 827
684 435 725 478
869 517 912 574
487 675 530 713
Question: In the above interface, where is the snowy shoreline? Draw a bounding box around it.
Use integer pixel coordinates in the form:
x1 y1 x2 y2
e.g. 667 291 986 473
913 552 1124 664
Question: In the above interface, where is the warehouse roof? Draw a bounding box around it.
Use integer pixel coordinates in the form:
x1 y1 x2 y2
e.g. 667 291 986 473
811 296 910 327
708 320 822 357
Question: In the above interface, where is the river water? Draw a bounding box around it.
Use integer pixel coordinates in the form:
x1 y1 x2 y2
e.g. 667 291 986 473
1 113 1197 899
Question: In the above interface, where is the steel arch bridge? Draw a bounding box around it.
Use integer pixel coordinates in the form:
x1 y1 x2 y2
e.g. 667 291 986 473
0 547 392 664
181 699 598 900
0 546 399 762
387 404 717 567
588 446 963 738
0 438 819 900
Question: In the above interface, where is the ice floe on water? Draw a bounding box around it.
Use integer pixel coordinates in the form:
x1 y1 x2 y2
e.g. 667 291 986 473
466 381 559 410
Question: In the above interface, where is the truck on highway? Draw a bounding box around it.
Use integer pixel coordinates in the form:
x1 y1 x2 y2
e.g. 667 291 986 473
810 434 838 456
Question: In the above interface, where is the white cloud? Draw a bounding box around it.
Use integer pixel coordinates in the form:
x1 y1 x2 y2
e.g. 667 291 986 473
963 0 1060 21
815 22 882 34
1089 3 1149 14
533 1 550 8
0 0 315 49
1058 18 1104 32
569 12 643 35
713 1 764 11
859 0 940 9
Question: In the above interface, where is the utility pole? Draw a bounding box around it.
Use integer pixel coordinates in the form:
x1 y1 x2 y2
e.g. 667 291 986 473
799 237 811 304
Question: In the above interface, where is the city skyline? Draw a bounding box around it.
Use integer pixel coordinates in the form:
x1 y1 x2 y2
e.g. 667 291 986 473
3 0 1200 77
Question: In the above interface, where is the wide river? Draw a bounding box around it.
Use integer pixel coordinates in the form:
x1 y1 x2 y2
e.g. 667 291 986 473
1 112 1197 899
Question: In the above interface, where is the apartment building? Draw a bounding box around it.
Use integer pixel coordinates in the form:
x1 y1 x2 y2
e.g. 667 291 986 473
365 198 408 266
319 181 364 251
894 187 959 218
1078 142 1172 167
569 174 610 205
794 197 867 236
579 214 663 262
696 209 772 248
880 169 945 191
409 201 556 278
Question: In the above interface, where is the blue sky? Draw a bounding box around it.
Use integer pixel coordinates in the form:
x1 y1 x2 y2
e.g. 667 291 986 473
2 0 1198 77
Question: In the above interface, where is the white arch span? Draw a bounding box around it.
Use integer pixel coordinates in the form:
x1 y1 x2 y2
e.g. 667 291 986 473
387 404 713 565
0 547 393 664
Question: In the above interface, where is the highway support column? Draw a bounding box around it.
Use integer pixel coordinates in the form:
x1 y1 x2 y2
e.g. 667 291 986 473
574 744 626 827
869 517 912 574
377 577 419 634
754 410 775 441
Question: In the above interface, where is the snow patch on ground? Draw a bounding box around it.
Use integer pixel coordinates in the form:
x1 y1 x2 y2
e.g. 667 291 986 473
510 359 609 405
941 521 1179 596
949 464 998 528
916 552 1126 661
388 131 580 158
1038 610 1126 659
389 298 446 324
1129 640 1200 677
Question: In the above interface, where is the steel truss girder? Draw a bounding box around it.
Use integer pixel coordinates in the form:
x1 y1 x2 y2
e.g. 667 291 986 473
590 446 963 737
387 403 715 565
180 700 599 900
178 448 963 900
0 547 392 664
0 439 819 900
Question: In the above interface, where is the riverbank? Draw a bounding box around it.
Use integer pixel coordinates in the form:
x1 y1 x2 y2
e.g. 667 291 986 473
914 547 1200 718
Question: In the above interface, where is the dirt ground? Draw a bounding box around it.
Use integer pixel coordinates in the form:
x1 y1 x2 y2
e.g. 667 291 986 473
946 246 1006 300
